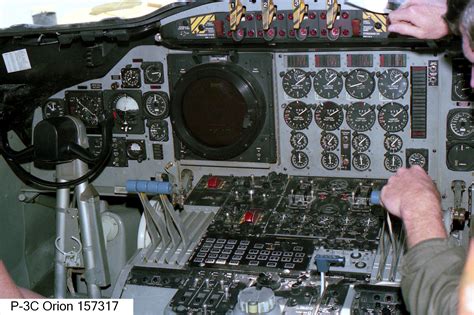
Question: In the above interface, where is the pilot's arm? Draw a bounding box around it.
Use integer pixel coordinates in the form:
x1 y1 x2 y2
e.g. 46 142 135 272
380 166 466 314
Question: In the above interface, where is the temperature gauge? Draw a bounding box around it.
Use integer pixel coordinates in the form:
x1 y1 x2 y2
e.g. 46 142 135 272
291 151 309 169
321 152 339 170
352 153 371 171
384 154 403 172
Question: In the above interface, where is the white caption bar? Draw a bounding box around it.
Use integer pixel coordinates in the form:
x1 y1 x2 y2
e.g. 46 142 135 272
0 299 133 315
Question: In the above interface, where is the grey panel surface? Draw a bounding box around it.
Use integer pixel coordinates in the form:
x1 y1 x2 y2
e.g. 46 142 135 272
121 284 177 314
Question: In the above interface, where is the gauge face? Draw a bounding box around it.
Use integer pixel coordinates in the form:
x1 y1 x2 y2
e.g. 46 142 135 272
407 152 427 168
284 101 313 130
143 92 169 118
352 153 371 171
453 79 474 100
126 140 146 161
345 69 375 99
384 134 403 153
378 102 409 132
447 144 474 171
313 68 343 99
314 101 344 131
328 179 349 191
148 120 169 142
316 214 334 225
282 69 312 99
339 215 356 226
384 154 403 172
121 68 141 88
377 69 408 99
112 93 142 133
43 99 66 118
143 62 164 84
320 132 339 151
358 215 378 227
321 152 339 170
346 102 376 132
290 132 309 150
291 151 309 169
66 91 103 128
449 110 474 138
352 133 370 152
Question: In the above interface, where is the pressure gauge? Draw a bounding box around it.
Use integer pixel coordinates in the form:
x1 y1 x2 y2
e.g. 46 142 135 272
282 69 312 99
320 132 339 151
321 152 339 170
384 134 403 153
377 69 408 99
290 132 309 150
284 101 312 130
346 102 376 132
314 101 344 131
291 151 309 169
352 133 370 152
378 102 409 132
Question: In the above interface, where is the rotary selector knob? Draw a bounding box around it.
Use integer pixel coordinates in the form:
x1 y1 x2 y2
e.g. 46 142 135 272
350 251 362 259
237 287 279 314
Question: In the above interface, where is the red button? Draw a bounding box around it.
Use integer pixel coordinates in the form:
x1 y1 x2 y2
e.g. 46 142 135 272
352 19 361 37
207 176 221 189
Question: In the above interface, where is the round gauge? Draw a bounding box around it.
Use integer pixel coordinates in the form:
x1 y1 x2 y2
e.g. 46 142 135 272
313 68 343 99
143 63 163 84
314 101 344 131
66 92 103 127
384 154 403 172
352 133 370 152
316 214 334 225
148 120 168 142
346 102 376 132
290 132 309 150
126 141 145 161
447 144 474 171
112 93 141 133
407 152 427 168
321 152 339 170
453 79 474 100
320 132 339 151
378 102 409 132
282 69 312 99
319 203 341 214
43 99 65 118
283 101 312 130
448 110 474 138
339 215 356 226
358 215 378 227
143 92 169 118
377 69 408 99
352 153 371 171
345 69 375 99
121 68 141 88
291 151 309 169
383 134 403 153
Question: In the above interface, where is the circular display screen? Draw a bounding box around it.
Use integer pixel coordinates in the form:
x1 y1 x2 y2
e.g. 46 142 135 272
182 78 247 148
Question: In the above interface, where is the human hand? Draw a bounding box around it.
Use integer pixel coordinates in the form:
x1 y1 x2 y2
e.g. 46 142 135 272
381 166 446 247
459 240 474 315
388 0 449 39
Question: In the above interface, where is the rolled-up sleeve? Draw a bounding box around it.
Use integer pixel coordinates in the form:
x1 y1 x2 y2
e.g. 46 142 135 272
401 238 466 315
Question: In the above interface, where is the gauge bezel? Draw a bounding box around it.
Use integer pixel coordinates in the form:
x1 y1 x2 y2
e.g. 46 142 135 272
314 101 344 131
284 101 313 130
378 102 409 132
321 152 339 170
121 67 142 88
383 134 403 153
147 119 169 142
377 69 408 100
143 91 170 119
313 68 343 99
43 99 67 119
290 132 309 150
141 62 164 84
352 133 370 152
345 69 375 99
447 109 474 139
104 90 144 134
65 90 104 132
384 154 403 172
282 68 312 99
320 132 339 151
170 62 266 160
346 102 376 132
352 152 371 171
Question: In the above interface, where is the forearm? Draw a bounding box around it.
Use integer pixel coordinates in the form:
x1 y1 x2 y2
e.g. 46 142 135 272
402 238 465 315
403 206 447 248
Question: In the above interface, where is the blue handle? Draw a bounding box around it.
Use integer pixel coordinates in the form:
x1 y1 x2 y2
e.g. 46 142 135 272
126 180 172 195
370 190 381 205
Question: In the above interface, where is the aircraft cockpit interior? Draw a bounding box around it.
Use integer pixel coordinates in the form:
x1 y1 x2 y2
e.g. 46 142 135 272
0 0 473 313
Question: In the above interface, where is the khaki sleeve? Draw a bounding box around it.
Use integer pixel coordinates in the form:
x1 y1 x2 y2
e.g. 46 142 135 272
401 238 467 315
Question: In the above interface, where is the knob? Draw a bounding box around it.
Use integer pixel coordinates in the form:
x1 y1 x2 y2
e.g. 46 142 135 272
237 287 277 314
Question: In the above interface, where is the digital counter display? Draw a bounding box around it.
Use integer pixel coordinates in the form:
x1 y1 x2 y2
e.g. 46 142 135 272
287 55 309 68
347 54 373 67
315 55 341 67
